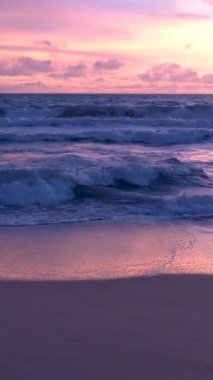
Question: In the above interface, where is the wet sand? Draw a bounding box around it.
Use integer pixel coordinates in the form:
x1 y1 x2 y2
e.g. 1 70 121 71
0 275 213 380
0 220 212 280
0 221 213 379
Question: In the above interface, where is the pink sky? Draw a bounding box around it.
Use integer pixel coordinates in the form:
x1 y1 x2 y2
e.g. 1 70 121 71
0 0 213 93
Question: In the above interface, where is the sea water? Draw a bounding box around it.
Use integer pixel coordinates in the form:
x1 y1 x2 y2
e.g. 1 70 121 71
0 93 212 226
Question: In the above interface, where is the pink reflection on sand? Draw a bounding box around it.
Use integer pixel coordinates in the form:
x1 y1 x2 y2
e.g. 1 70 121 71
0 221 212 281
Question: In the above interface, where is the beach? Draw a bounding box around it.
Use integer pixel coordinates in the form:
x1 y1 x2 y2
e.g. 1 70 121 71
0 221 213 379
0 94 212 379
1 275 213 380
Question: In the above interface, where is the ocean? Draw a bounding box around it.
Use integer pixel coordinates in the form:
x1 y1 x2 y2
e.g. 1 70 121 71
0 93 212 226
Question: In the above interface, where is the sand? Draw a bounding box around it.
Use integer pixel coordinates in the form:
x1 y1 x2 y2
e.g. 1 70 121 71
0 221 213 379
0 276 213 380
0 220 212 280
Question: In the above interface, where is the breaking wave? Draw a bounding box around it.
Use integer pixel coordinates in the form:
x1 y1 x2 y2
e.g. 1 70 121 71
163 193 213 217
0 168 212 224
0 169 74 206
0 159 210 207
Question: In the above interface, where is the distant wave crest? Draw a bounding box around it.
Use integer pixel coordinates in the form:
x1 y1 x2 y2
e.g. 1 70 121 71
58 104 213 119
0 127 212 146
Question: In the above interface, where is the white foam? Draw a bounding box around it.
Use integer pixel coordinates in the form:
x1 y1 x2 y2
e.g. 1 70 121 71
0 170 74 206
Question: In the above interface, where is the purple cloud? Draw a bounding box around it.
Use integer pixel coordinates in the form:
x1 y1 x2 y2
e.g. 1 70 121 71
0 57 52 76
0 80 51 93
139 63 199 83
20 81 48 89
63 63 87 78
49 59 124 80
93 59 123 71
139 63 213 87
202 74 213 83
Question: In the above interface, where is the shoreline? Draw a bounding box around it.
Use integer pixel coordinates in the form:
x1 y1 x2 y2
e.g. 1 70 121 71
0 219 212 281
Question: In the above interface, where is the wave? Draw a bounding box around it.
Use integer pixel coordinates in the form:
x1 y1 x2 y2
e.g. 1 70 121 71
0 94 212 225
0 169 74 206
1 103 213 120
58 104 213 119
0 127 212 146
0 160 210 207
70 158 210 189
163 193 213 217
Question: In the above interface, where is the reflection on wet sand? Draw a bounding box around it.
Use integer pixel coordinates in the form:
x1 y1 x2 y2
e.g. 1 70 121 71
0 221 212 281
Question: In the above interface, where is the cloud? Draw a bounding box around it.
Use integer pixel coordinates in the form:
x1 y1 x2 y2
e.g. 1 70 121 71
0 44 120 60
169 11 211 20
93 59 123 71
62 63 88 78
139 63 199 83
94 76 105 82
33 40 68 52
0 0 212 45
139 63 213 89
0 80 51 93
53 59 123 79
202 74 213 83
0 57 52 76
19 81 48 89
34 40 53 47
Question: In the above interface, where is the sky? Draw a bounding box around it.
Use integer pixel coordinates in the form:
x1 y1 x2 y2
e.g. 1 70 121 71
0 0 213 93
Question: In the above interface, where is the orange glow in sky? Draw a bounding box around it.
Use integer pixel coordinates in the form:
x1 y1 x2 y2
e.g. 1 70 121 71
0 0 213 93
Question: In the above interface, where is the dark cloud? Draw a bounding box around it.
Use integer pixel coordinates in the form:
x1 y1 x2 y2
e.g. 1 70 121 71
62 63 88 78
93 59 123 71
0 57 52 76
